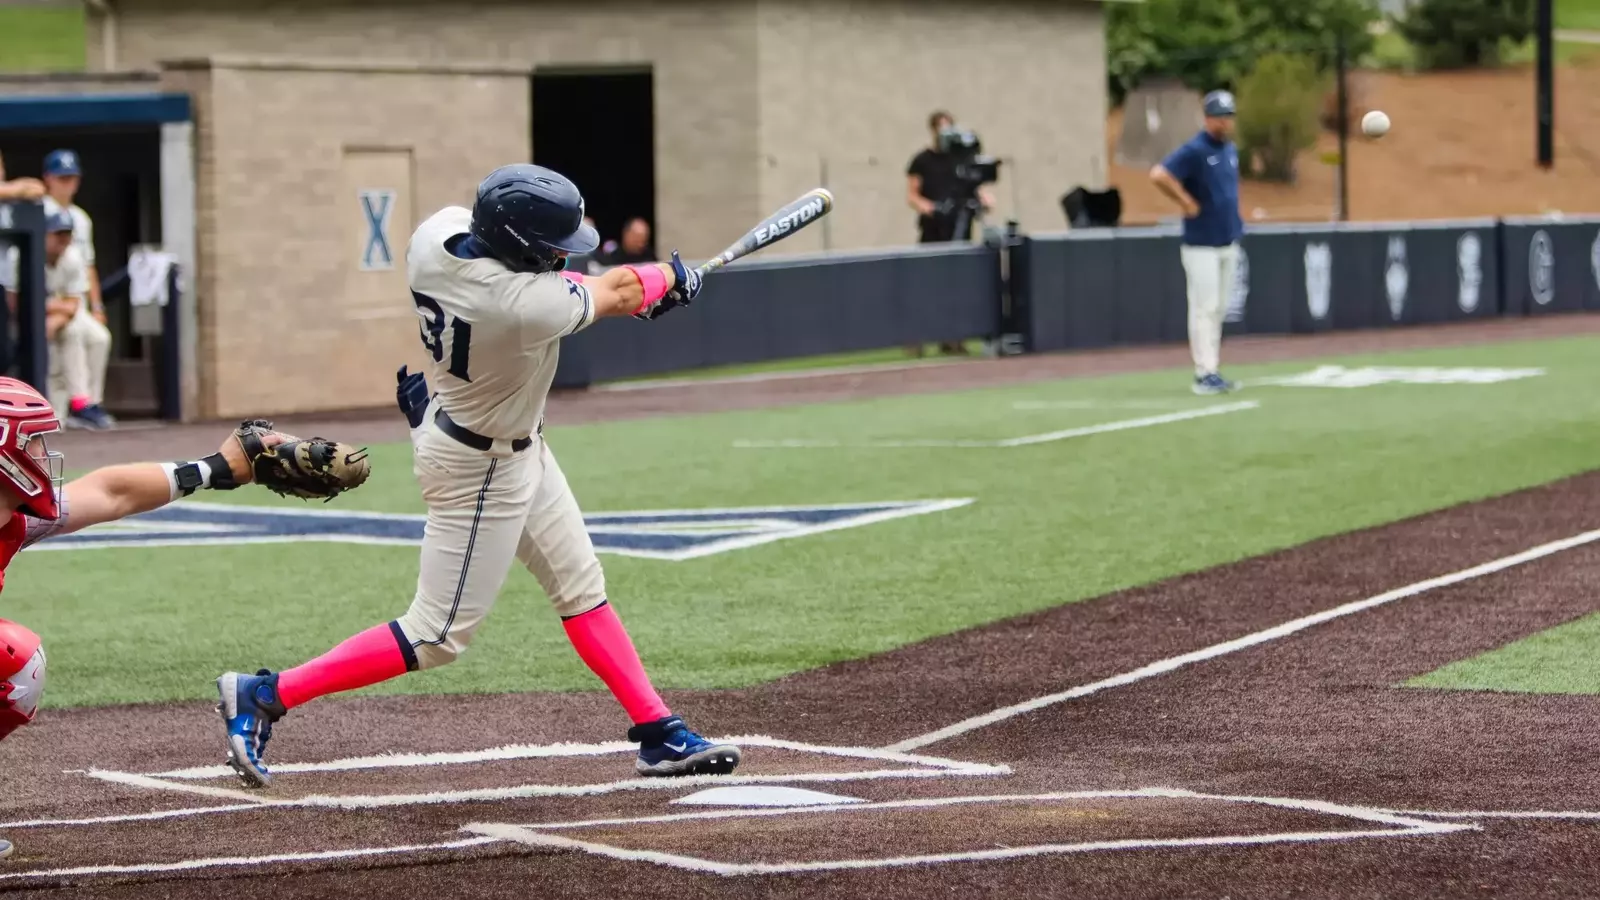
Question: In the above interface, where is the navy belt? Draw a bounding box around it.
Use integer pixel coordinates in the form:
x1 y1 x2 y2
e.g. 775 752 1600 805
434 408 534 453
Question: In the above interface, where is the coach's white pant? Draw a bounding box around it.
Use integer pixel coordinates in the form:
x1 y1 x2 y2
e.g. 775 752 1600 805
48 309 112 413
1179 243 1238 378
395 410 607 670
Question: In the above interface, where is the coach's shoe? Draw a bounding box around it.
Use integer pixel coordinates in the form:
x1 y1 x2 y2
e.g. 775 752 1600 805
0 837 13 860
217 669 287 788
1192 373 1236 395
629 715 742 777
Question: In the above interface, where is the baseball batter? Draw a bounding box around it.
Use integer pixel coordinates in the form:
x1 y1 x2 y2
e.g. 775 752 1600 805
217 164 739 787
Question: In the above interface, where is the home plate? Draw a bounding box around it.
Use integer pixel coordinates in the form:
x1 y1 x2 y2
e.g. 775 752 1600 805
671 786 865 807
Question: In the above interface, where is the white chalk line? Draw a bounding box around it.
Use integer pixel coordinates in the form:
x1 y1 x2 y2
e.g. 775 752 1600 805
0 803 268 830
482 787 1445 834
886 526 1600 752
235 768 1005 812
1374 808 1600 821
1011 399 1206 410
499 789 1166 832
473 826 1447 877
20 738 1004 829
734 401 1259 449
46 768 1006 826
89 769 280 804
0 836 504 882
145 735 996 780
596 357 972 392
467 788 1472 877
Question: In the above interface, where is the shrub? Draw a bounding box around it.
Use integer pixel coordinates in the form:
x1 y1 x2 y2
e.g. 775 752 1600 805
1233 53 1329 183
1107 0 1378 105
1393 0 1535 69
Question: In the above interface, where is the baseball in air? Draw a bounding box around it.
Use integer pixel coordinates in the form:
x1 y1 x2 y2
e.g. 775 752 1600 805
1361 110 1391 138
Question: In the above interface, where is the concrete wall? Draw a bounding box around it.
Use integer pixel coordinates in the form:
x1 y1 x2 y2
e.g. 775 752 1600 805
93 0 1105 257
83 0 1108 416
756 0 1108 252
93 0 764 263
159 58 528 418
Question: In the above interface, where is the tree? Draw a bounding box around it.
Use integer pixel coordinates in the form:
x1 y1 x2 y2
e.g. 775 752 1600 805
1392 0 1535 69
1233 53 1329 183
1107 0 1378 105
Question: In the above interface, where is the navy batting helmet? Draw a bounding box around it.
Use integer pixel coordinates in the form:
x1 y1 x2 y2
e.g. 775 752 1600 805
470 164 600 274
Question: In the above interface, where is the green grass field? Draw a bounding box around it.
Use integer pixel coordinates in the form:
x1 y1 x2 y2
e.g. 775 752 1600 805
12 333 1600 710
1559 0 1600 32
1410 612 1600 695
0 4 85 72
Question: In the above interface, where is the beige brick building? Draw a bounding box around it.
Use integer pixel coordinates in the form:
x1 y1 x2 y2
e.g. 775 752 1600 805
77 0 1110 417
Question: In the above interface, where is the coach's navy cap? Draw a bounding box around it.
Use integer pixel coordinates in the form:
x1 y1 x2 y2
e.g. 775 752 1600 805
43 149 81 177
1202 90 1236 117
44 211 74 233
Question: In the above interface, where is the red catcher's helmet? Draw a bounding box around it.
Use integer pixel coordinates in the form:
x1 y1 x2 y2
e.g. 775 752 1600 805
0 619 45 741
0 377 64 520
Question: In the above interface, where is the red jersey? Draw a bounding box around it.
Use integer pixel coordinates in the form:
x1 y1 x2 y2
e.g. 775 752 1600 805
0 512 25 592
0 508 67 593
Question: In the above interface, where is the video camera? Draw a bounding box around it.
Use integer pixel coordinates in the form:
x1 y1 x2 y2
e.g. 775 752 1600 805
937 126 1001 189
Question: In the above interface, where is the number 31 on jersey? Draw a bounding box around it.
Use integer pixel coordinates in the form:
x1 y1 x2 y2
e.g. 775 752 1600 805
412 291 472 382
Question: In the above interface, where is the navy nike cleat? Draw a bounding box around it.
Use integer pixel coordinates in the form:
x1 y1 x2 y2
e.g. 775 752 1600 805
629 715 742 777
216 670 287 788
1192 372 1237 395
0 837 13 860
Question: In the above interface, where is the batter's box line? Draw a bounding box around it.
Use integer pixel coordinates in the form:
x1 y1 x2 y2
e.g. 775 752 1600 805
464 787 1479 877
137 735 996 781
12 738 1009 829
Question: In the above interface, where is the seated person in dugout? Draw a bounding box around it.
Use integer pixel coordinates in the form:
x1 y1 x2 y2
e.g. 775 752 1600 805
30 212 114 429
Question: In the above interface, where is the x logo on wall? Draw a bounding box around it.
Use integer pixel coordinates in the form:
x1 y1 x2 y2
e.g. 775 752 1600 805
359 189 396 271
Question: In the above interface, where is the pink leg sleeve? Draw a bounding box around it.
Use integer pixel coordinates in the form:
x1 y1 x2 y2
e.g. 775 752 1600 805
563 603 671 725
276 622 414 710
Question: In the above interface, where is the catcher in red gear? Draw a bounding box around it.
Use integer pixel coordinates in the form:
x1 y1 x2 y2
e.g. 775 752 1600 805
0 377 366 862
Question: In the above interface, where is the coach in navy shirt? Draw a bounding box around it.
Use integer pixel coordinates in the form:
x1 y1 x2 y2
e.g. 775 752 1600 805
1150 90 1244 395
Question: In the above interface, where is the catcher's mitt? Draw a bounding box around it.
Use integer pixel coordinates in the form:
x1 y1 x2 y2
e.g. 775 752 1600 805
233 419 371 502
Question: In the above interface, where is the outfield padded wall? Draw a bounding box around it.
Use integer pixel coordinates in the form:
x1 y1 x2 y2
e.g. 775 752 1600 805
1020 217 1518 356
555 243 1001 387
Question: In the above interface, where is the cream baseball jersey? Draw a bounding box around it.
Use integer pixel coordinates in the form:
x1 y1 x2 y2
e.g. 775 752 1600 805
405 206 595 441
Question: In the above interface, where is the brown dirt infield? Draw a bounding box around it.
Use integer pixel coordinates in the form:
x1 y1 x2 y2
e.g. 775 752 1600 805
4 317 1600 897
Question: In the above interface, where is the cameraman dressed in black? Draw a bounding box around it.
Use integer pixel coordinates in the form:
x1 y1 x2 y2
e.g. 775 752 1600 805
906 110 995 244
905 110 996 355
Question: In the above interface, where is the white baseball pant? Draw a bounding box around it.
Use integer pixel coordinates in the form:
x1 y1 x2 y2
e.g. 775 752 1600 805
1179 242 1239 378
394 406 607 670
48 308 112 412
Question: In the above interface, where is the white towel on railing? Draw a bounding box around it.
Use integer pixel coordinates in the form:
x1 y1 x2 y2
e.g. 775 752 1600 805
128 247 176 307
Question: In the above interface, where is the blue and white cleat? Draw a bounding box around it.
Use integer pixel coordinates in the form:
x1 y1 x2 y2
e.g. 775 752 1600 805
216 670 287 789
1192 372 1237 395
629 715 742 777
0 837 14 860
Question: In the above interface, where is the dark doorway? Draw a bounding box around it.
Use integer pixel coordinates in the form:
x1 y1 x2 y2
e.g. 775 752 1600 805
1 126 163 415
531 69 654 264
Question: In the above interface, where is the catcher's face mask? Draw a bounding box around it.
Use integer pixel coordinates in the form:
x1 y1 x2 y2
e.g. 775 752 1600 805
0 378 64 520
